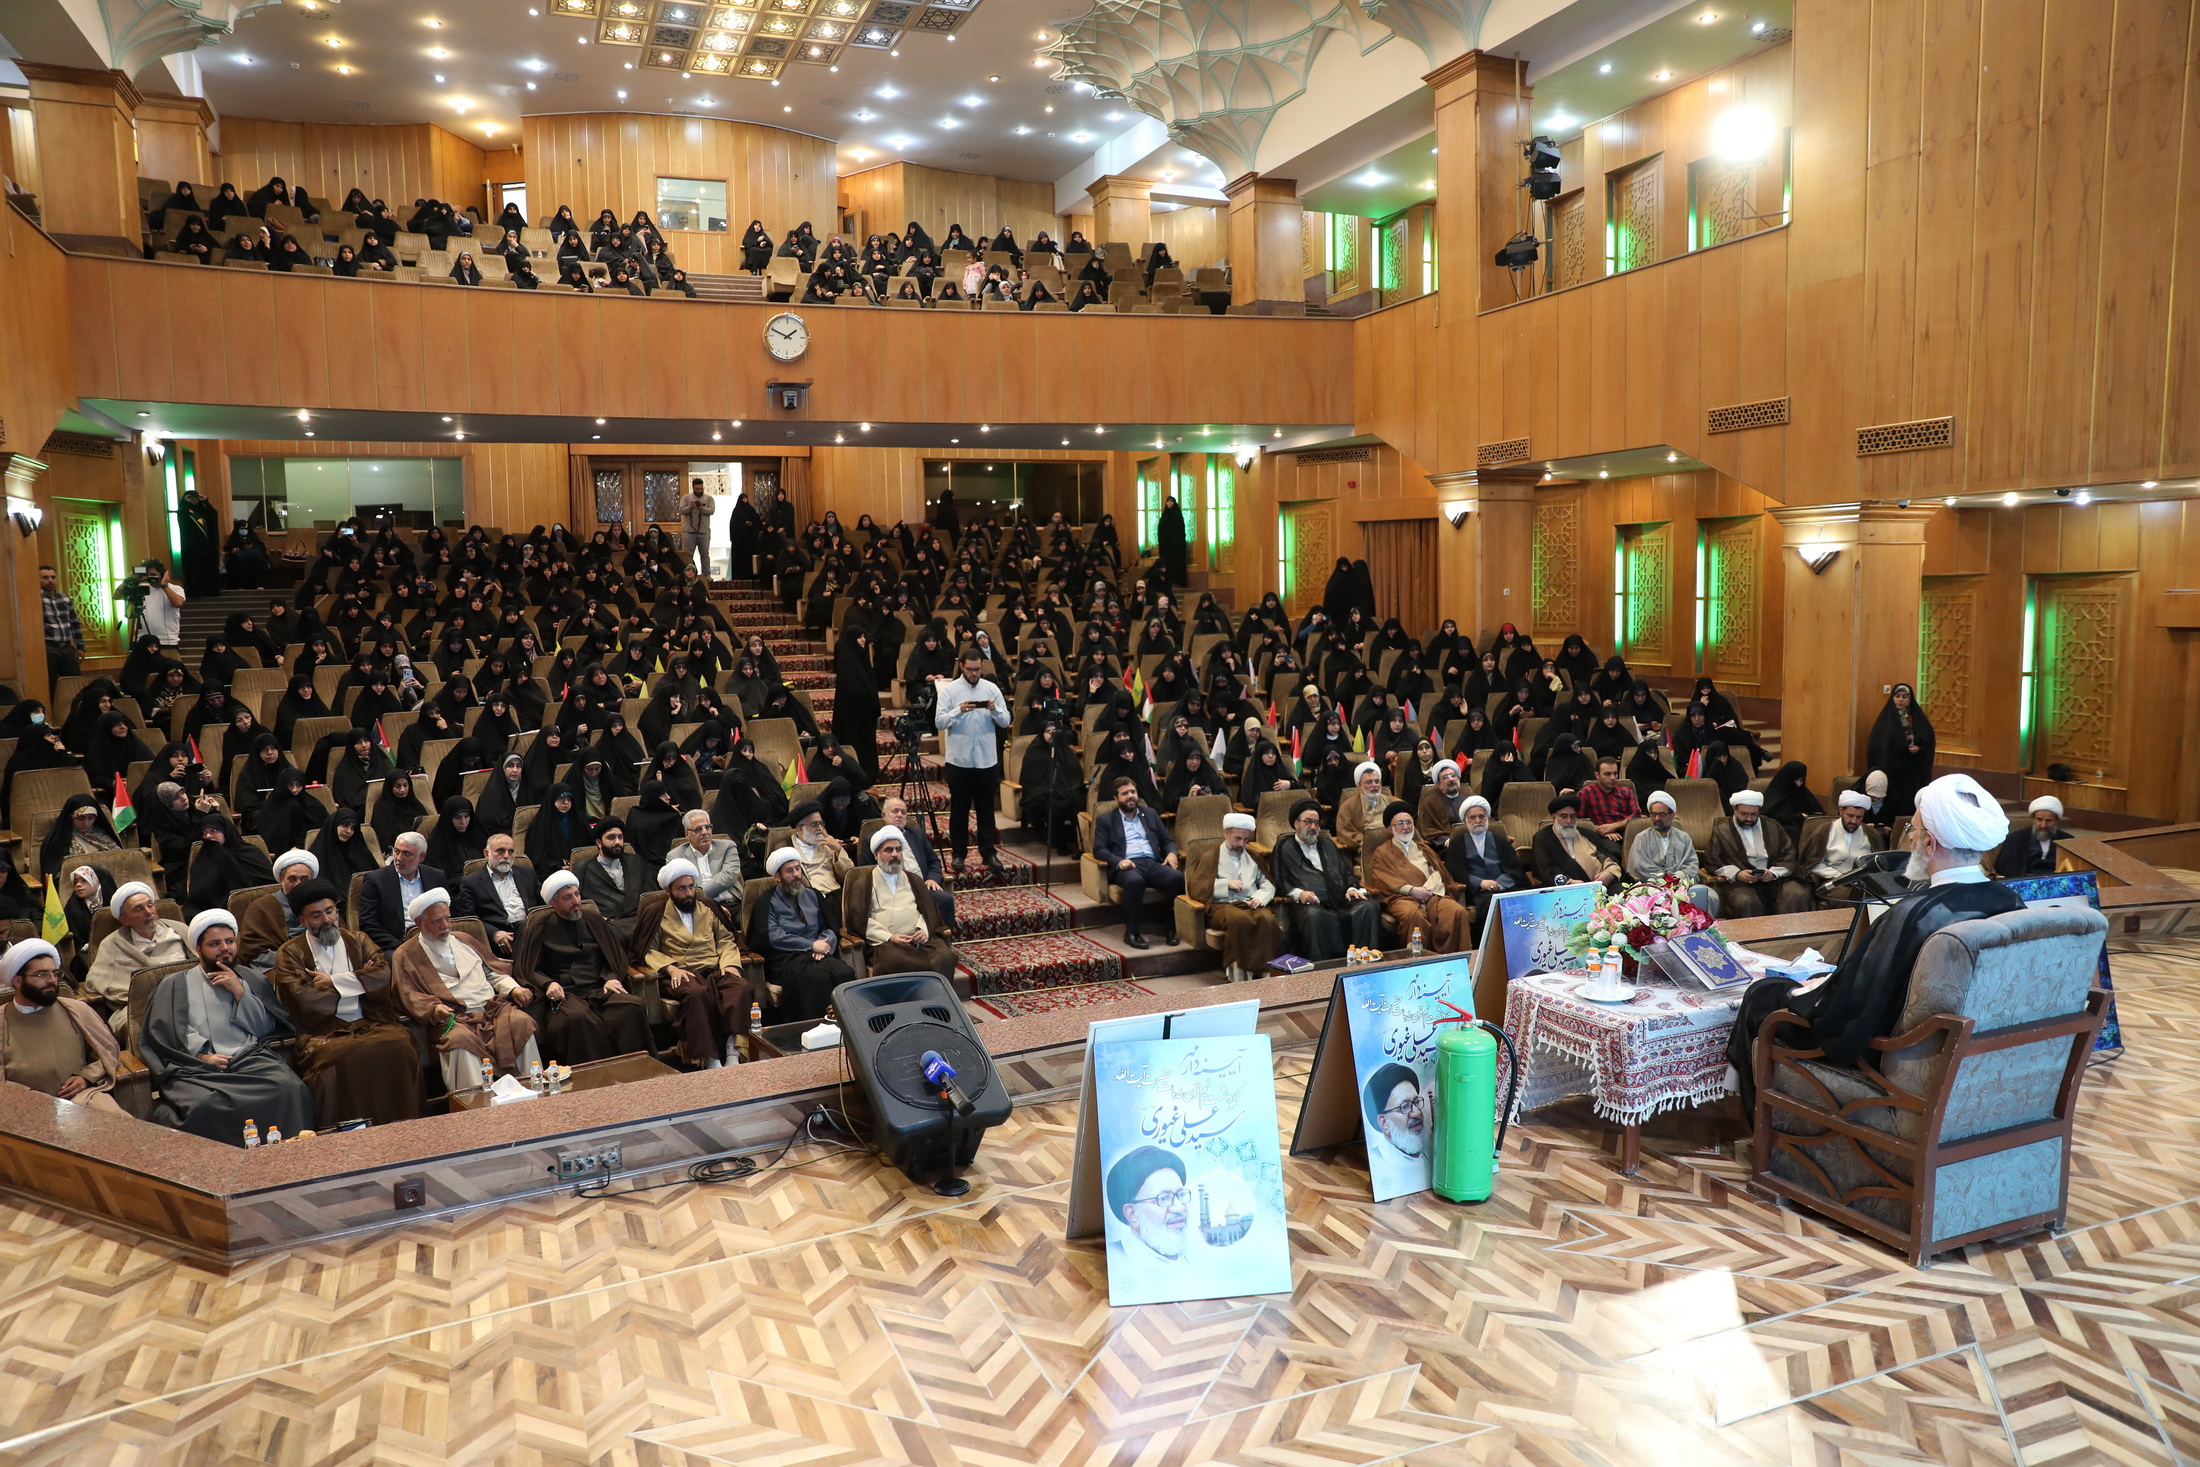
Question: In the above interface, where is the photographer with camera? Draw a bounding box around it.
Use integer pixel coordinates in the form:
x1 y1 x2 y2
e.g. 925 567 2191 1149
119 559 187 653
934 649 1009 874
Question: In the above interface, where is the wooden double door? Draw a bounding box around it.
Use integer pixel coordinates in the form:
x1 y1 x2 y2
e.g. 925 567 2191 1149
584 457 689 528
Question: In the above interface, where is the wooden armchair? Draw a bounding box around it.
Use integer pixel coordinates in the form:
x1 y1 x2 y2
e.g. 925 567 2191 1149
1751 904 2109 1265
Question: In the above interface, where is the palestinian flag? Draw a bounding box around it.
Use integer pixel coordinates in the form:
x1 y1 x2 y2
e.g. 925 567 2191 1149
40 872 65 945
1685 748 1703 779
1290 725 1303 772
111 773 135 833
376 719 392 754
187 735 201 765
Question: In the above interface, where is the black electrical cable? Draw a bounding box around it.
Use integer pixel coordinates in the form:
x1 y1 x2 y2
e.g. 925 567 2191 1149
570 1104 875 1201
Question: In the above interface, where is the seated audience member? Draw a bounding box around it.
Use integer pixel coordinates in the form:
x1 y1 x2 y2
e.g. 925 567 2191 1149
457 831 544 955
1091 776 1183 950
1803 790 1889 891
1994 795 2067 878
139 909 315 1144
268 878 421 1128
1417 760 1474 848
83 881 191 1034
752 846 854 1024
576 817 649 945
359 831 446 952
843 826 956 979
1728 772 2022 1114
1190 814 1279 982
670 809 744 903
1443 796 1524 931
1333 761 1390 858
1625 790 1718 917
1707 789 1811 916
1534 793 1624 890
391 888 541 1092
0 940 124 1112
512 870 651 1063
1271 797 1382 961
1576 757 1642 840
239 848 321 970
630 857 752 1067
785 798 854 928
1366 803 1470 953
872 795 955 931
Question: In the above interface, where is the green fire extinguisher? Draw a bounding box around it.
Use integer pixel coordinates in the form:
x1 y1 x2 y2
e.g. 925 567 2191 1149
1429 1000 1520 1205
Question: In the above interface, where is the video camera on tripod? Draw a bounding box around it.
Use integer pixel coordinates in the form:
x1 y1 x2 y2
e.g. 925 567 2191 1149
893 678 936 752
111 560 168 623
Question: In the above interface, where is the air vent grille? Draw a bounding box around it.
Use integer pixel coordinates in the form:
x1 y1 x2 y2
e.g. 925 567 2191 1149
1856 416 1954 456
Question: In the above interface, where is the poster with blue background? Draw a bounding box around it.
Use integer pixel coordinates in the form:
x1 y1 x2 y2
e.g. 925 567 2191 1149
1091 1035 1292 1308
1341 958 1478 1201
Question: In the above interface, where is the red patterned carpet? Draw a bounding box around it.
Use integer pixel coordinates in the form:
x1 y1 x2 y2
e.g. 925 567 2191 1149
956 931 1126 994
951 885 1077 940
972 978 1155 1018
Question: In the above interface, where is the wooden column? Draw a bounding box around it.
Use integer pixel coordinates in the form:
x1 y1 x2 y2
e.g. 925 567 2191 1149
1430 471 1535 643
1222 174 1303 306
1087 174 1153 250
17 64 141 244
0 455 51 700
135 92 215 192
1425 50 1531 325
1770 502 1935 786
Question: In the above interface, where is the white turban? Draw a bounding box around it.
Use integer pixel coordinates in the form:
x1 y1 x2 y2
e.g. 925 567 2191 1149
2028 795 2064 818
0 940 59 984
1433 760 1460 780
1354 761 1382 781
407 886 451 922
1462 795 1490 814
765 846 802 875
187 908 237 949
1913 772 2009 852
869 824 905 854
1838 790 1872 810
541 870 581 902
1729 790 1765 808
657 857 699 890
1646 790 1677 812
109 881 154 919
275 848 319 879
1221 812 1256 833
1864 770 1889 798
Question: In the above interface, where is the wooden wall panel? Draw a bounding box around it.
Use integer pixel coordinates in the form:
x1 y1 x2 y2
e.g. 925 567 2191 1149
215 118 491 218
522 112 837 276
1151 205 1223 270
0 209 76 458
836 161 1059 249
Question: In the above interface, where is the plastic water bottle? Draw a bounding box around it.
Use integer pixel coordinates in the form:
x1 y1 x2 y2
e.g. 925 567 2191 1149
265 1125 283 1145
481 1056 497 1089
242 1118 260 1148
1408 927 1424 958
528 1058 543 1089
750 1000 764 1032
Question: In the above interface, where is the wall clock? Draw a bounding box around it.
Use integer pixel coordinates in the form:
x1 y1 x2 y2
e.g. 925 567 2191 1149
765 311 809 362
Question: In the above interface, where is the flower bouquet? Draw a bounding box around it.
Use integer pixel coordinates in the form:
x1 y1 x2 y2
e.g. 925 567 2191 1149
1563 876 1716 972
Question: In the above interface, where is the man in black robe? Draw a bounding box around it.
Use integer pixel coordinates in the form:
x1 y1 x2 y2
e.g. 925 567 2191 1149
1729 772 2022 1115
511 870 653 1063
1993 795 2067 878
1270 798 1382 962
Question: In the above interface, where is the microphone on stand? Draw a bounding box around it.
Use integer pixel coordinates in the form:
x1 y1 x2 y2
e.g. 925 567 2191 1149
921 1049 975 1116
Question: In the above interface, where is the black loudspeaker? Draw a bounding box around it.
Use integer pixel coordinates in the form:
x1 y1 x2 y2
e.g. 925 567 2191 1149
831 974 1011 1195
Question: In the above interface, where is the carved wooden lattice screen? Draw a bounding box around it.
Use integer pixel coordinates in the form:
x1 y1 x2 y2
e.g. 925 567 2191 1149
1606 158 1661 274
1618 523 1671 666
1704 518 1761 683
1280 500 1335 619
1531 496 1580 640
1918 577 1981 755
2035 574 2131 785
1550 191 1590 289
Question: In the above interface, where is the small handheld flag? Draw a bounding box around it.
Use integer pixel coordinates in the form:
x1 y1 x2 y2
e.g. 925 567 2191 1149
111 774 135 833
40 874 65 945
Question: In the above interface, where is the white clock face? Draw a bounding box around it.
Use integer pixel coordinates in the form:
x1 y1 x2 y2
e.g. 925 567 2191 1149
765 312 809 361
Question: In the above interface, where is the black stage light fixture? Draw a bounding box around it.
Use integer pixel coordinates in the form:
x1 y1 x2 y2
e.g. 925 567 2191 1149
832 974 1011 1196
1522 135 1563 200
1494 232 1541 271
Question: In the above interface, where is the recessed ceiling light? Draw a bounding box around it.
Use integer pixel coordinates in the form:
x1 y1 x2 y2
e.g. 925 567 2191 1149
1698 10 1720 22
860 422 871 431
1014 125 1031 134
442 416 453 422
2074 488 2093 505
1598 61 1612 73
980 424 990 432
526 81 536 89
1751 18 1766 30
835 434 845 443
989 74 1000 82
1944 496 1957 506
878 83 899 98
1667 451 1679 462
429 47 448 58
939 118 959 128
1061 438 1070 446
950 438 959 443
617 89 626 98
2143 479 2159 488
2002 491 2020 506
1654 70 1673 81
732 420 742 428
962 94 983 107
1070 131 1091 142
454 433 466 440
425 16 443 26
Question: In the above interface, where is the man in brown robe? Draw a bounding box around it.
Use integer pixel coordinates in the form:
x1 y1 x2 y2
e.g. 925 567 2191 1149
1707 790 1812 917
1364 801 1471 954
390 886 541 1090
0 939 125 1113
240 848 323 969
268 878 422 1128
630 857 752 1068
840 826 957 980
1185 814 1280 981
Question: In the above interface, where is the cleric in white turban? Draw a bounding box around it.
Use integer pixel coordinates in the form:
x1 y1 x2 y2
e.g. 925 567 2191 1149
137 906 315 1144
1728 771 2025 1116
1994 792 2068 878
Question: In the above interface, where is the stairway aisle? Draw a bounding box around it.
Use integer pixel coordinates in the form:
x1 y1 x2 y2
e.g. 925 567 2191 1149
712 579 1224 1021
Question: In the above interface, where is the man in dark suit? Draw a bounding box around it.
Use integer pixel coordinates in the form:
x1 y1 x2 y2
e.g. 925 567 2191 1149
576 816 650 945
358 830 448 952
456 831 545 955
1090 775 1182 949
1443 795 1526 932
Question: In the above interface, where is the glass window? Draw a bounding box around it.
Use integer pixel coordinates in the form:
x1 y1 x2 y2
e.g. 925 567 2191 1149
922 460 1105 527
656 177 728 233
226 456 464 530
1205 458 1234 570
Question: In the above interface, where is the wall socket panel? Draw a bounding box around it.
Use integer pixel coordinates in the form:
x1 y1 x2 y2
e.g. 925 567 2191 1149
553 1145 622 1179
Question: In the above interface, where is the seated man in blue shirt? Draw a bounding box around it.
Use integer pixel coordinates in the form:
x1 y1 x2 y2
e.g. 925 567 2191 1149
1090 775 1183 950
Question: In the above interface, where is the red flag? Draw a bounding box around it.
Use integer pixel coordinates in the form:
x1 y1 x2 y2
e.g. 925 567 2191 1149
376 719 391 753
1685 749 1702 778
187 735 201 765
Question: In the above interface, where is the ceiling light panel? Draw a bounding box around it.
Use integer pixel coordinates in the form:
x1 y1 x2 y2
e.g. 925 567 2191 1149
583 0 954 66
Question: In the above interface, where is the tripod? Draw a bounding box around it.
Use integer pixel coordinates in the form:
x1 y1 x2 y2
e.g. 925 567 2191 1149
885 718 944 850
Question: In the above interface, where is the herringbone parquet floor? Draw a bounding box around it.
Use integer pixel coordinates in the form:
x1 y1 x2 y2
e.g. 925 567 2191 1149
6 938 2200 1465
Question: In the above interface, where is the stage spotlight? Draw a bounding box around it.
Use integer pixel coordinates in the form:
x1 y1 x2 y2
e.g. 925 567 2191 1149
1521 135 1563 199
1494 232 1540 271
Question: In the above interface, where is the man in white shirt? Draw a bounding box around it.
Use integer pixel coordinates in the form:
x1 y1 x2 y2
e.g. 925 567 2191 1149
1191 813 1278 982
933 650 1011 873
137 559 186 651
680 478 712 575
1626 790 1719 918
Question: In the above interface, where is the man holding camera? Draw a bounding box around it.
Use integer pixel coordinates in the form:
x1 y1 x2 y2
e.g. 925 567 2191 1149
135 559 187 652
934 649 1010 874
